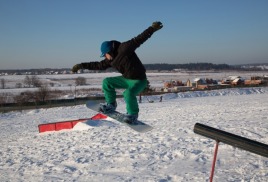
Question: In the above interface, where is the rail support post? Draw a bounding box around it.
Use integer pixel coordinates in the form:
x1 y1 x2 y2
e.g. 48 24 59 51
210 140 219 182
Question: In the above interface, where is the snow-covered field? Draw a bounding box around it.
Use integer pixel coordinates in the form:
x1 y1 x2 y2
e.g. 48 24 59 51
1 71 267 94
1 86 268 181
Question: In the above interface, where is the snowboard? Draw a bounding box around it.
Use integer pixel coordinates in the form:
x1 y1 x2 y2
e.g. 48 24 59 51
86 100 153 133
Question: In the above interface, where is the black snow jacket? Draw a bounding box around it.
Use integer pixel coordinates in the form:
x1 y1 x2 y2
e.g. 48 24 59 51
80 26 156 80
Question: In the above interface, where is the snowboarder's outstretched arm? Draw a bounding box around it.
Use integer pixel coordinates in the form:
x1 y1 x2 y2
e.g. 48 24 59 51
80 59 111 70
120 21 163 54
72 59 111 73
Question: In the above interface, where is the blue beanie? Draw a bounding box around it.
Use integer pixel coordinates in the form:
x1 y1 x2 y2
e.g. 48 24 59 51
100 41 112 57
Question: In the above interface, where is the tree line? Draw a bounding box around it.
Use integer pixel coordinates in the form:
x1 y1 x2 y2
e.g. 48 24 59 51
144 63 233 71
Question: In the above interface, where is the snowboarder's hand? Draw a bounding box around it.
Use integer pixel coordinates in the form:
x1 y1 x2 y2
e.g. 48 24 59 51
152 21 163 31
72 64 82 73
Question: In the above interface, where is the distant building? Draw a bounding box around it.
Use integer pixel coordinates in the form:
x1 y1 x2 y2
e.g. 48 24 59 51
231 78 244 85
163 80 184 88
186 79 192 87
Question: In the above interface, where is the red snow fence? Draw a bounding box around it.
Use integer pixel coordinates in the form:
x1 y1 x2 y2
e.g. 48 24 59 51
38 113 107 133
194 123 268 182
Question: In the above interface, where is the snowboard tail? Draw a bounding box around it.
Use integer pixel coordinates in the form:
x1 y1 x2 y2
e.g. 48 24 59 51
86 100 153 133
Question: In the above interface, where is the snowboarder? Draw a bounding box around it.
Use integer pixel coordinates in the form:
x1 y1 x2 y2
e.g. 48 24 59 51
72 21 163 123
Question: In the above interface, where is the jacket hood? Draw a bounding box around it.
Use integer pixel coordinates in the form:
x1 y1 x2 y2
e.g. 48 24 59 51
108 40 121 58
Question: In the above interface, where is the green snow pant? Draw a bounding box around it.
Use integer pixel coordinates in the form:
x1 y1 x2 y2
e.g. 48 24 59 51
102 76 147 115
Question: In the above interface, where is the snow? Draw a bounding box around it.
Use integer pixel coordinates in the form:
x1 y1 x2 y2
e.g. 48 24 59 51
1 86 268 181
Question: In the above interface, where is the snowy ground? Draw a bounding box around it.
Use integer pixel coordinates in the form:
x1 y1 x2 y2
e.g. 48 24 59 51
1 87 268 181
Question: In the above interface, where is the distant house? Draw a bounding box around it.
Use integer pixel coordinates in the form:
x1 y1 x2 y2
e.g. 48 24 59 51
244 76 265 85
244 79 262 85
193 78 207 88
221 78 231 84
231 78 244 85
163 80 184 88
222 76 241 84
193 78 206 87
229 76 241 80
163 88 175 92
163 82 172 88
193 78 220 90
186 79 192 87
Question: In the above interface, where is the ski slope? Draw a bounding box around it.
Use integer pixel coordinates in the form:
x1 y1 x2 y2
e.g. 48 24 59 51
1 87 268 181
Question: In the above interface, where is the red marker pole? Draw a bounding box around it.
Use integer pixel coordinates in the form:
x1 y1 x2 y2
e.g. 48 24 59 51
210 140 219 182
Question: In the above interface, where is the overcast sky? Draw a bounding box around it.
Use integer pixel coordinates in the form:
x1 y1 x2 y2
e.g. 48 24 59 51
1 0 268 69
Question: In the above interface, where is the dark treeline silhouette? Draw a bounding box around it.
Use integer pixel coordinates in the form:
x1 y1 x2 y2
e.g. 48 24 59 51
0 68 70 75
144 63 233 71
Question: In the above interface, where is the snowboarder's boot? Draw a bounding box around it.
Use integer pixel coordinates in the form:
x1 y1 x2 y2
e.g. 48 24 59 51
123 113 138 124
99 102 117 113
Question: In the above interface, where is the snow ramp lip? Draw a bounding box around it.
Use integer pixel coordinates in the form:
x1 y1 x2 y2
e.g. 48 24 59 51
38 113 107 133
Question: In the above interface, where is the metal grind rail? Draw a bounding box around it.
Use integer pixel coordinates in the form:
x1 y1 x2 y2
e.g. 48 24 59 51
194 123 268 182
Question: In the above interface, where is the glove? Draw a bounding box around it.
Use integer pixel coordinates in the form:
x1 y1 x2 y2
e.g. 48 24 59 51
72 64 82 73
151 21 163 31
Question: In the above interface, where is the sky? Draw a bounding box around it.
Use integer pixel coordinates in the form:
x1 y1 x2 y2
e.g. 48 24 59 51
0 0 268 69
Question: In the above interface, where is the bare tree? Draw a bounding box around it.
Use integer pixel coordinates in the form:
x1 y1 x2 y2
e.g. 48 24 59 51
0 93 14 105
0 94 6 105
23 75 42 88
1 78 6 89
31 75 42 87
49 89 64 99
15 83 22 88
35 84 50 102
75 77 86 86
14 91 35 105
24 76 32 87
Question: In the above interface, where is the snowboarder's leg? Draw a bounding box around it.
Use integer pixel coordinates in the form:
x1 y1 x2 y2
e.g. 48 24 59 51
123 79 147 115
102 76 128 104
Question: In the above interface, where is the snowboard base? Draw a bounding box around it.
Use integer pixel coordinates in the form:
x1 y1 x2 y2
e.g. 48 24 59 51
86 100 153 133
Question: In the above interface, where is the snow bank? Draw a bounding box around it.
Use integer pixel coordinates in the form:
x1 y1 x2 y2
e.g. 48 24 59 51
146 87 268 102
